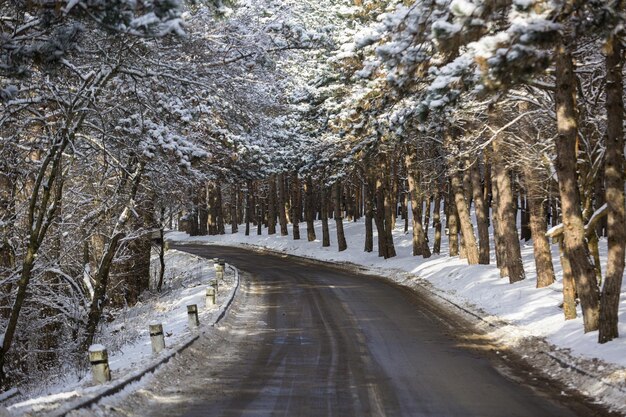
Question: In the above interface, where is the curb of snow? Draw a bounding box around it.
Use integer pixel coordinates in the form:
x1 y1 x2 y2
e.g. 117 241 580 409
44 263 241 417
172 240 626 415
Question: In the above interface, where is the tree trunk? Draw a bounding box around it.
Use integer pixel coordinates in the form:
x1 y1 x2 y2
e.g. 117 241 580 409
268 174 277 235
157 227 166 292
524 168 556 288
245 180 252 236
0 139 69 386
469 158 490 264
451 170 479 264
364 179 374 253
257 196 263 236
424 194 431 236
492 136 525 283
198 184 208 236
405 153 431 258
230 186 238 233
321 185 331 247
599 36 625 343
558 237 578 320
277 173 288 236
83 162 144 351
446 183 459 257
383 156 397 258
491 160 506 273
291 172 300 240
554 39 599 332
207 184 216 235
215 182 225 235
333 181 348 251
305 176 316 241
433 187 442 255
520 192 532 241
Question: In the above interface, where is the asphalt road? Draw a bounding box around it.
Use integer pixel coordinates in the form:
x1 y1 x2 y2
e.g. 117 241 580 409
106 244 613 417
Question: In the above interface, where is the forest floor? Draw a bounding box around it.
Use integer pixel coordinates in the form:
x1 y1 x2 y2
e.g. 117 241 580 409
4 250 235 417
166 217 626 415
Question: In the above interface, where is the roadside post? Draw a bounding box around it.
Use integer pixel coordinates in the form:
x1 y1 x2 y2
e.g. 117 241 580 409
88 345 111 384
149 323 166 354
187 304 200 328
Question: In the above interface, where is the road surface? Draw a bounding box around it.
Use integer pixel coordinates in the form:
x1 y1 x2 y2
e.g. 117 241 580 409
103 244 613 417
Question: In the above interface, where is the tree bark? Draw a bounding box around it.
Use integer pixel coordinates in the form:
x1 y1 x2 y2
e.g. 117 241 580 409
364 179 374 253
267 174 277 235
215 182 225 235
558 237 578 320
291 172 301 240
321 184 331 247
524 167 556 288
305 176 316 241
492 136 525 283
333 181 347 251
469 157 490 264
433 187 442 255
554 39 599 332
491 160 506 274
198 184 208 236
405 152 431 258
245 180 252 236
277 173 288 236
450 170 480 264
446 183 459 257
230 186 238 233
599 36 625 343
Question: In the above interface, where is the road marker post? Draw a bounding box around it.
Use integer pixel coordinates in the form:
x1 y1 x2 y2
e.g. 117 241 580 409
187 304 200 329
149 323 166 354
206 287 216 307
88 345 111 384
216 259 225 281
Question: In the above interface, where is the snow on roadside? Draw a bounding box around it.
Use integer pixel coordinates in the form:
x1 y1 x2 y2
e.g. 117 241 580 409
7 249 233 417
167 218 626 412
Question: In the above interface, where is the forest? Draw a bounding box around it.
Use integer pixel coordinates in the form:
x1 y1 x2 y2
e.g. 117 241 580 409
0 0 625 395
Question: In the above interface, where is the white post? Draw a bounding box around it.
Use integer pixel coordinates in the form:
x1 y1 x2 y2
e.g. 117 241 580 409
187 304 199 329
149 323 166 354
206 287 216 307
88 345 111 384
216 259 225 281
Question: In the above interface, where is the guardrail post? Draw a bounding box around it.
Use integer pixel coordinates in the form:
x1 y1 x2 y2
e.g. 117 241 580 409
187 304 199 328
88 345 111 384
149 323 166 354
206 287 216 307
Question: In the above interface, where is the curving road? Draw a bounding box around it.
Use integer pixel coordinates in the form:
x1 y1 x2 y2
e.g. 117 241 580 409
105 244 613 417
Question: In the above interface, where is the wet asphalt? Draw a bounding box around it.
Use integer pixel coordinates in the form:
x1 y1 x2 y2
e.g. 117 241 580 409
146 244 612 417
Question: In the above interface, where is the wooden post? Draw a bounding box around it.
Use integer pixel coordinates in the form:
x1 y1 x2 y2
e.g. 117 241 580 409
88 345 111 384
206 287 216 307
149 323 166 354
187 304 199 329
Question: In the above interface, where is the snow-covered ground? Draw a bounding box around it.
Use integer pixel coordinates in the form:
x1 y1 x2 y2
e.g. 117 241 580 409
5 249 236 417
167 217 626 412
